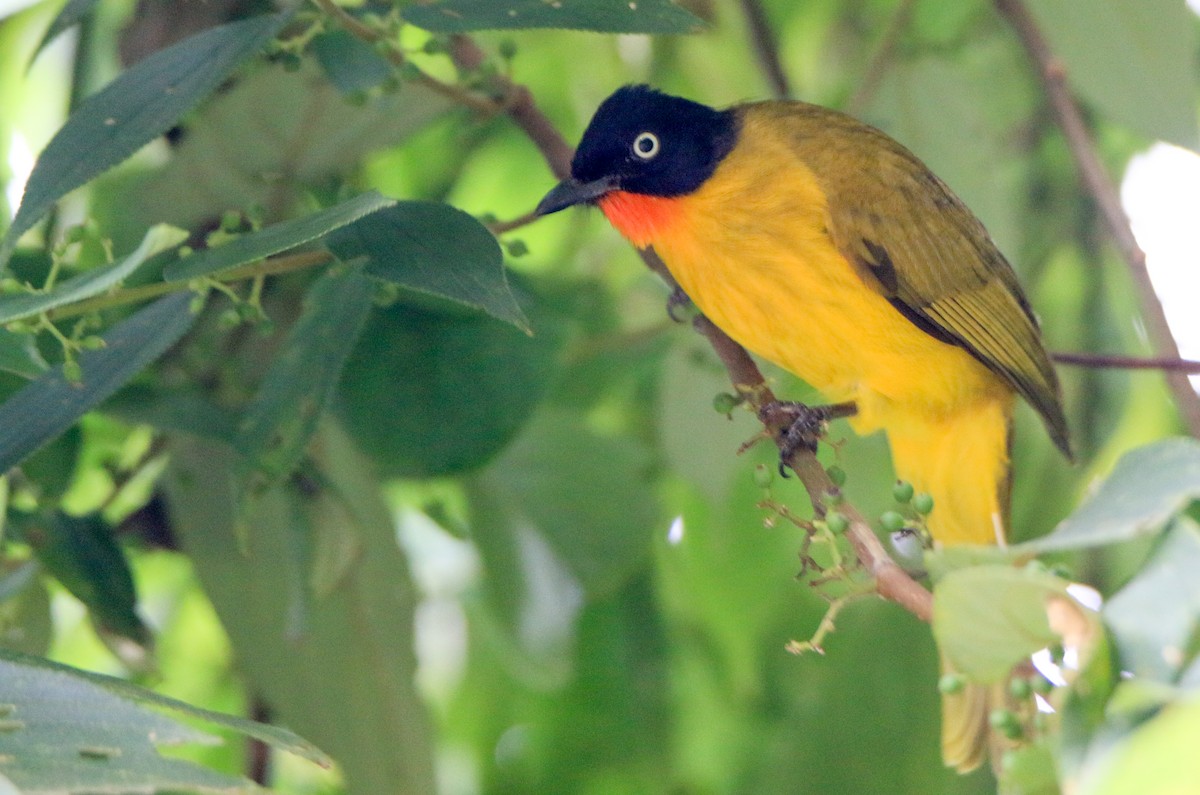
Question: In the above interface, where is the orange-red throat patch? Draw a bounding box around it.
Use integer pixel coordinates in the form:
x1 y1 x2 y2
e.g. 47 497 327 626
598 190 683 249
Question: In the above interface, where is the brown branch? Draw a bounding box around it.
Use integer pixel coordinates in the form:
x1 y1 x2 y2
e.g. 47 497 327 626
1052 352 1200 373
737 0 790 99
447 35 574 178
693 315 933 622
994 0 1200 437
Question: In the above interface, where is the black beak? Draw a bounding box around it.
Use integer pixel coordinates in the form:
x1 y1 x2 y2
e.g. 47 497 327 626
536 176 617 216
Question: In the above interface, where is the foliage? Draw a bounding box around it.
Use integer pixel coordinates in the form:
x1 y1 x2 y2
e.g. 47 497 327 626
0 1 1196 794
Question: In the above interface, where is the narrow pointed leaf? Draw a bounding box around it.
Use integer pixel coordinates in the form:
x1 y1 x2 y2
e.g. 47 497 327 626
0 292 196 473
0 648 329 794
163 192 395 282
326 201 527 329
0 224 186 324
0 11 291 268
1025 439 1200 553
29 0 101 66
15 511 148 647
1104 520 1200 682
237 266 374 490
0 329 47 378
403 0 705 34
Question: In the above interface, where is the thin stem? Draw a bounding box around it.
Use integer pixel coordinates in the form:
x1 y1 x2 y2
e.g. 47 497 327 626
1052 352 1200 373
738 0 790 99
847 0 917 116
47 250 332 322
994 0 1200 437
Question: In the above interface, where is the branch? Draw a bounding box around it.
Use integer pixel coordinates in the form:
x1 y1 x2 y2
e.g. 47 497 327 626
1052 352 1200 373
994 0 1200 437
737 0 790 99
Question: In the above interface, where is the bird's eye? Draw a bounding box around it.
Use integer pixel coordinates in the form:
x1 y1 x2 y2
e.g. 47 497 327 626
632 131 660 160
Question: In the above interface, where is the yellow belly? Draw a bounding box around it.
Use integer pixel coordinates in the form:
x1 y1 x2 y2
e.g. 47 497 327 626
624 122 1014 546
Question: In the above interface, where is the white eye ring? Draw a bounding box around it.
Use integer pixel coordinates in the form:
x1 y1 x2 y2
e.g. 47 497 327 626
632 131 660 160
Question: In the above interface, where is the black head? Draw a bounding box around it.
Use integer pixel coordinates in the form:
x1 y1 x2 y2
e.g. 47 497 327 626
537 85 738 215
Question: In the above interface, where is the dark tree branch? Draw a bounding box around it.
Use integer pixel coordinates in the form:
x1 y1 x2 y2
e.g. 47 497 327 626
1052 352 1200 373
994 0 1200 437
738 0 790 99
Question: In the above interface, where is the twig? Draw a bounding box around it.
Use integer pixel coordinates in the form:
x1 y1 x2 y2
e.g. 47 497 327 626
846 0 917 116
737 0 790 99
1052 352 1200 373
994 0 1200 437
447 35 575 178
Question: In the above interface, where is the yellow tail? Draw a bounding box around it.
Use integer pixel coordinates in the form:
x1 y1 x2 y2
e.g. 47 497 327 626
884 394 1013 547
884 393 1014 772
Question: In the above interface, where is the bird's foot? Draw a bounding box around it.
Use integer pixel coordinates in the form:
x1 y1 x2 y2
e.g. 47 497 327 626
758 400 857 476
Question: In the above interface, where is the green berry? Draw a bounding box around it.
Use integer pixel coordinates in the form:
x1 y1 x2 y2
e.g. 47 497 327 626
712 392 741 415
1009 677 1033 700
989 709 1023 740
826 465 846 487
938 674 965 694
62 359 82 383
217 308 241 329
912 492 934 515
498 38 518 60
879 510 906 532
505 239 529 258
78 336 106 351
422 38 446 55
219 210 242 232
892 480 914 503
825 511 848 535
824 487 843 506
1049 564 1073 580
752 464 773 489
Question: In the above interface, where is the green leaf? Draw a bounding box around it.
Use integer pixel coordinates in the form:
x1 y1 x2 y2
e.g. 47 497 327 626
237 266 375 490
1024 439 1200 553
933 564 1081 682
1030 0 1199 149
163 193 394 282
326 201 527 329
165 422 435 794
403 0 705 34
0 648 329 794
1087 693 1200 795
0 224 186 324
0 292 196 473
336 298 561 477
1104 520 1200 683
15 511 148 646
311 29 393 94
476 408 659 596
0 329 47 378
110 64 453 241
29 0 100 66
0 12 291 268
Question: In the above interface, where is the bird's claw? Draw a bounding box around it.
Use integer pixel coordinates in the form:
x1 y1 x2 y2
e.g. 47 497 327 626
759 400 856 476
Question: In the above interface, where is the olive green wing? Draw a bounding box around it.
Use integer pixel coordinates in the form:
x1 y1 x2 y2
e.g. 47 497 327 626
783 107 1071 458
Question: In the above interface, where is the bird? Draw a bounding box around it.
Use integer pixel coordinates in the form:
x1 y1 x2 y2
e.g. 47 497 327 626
537 84 1071 772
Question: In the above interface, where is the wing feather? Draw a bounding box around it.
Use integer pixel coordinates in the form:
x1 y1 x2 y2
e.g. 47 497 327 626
765 102 1071 457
